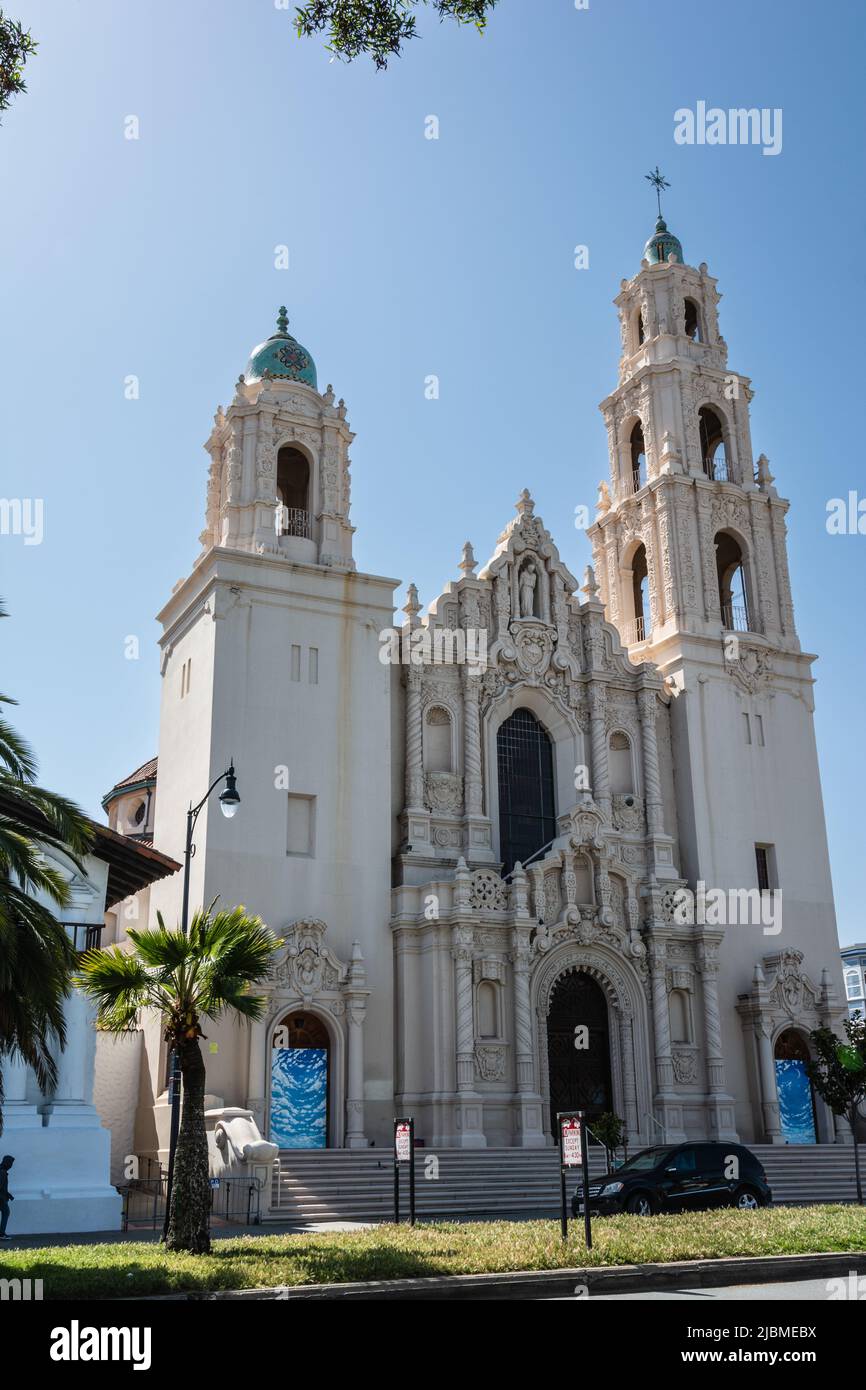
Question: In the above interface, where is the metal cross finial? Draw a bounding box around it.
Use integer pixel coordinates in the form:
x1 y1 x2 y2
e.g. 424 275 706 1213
645 167 671 219
276 305 289 333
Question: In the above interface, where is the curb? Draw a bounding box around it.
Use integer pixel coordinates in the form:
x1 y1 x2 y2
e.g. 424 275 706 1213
155 1250 866 1301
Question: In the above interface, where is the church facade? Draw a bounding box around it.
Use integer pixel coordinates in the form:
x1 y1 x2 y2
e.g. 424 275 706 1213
106 218 850 1162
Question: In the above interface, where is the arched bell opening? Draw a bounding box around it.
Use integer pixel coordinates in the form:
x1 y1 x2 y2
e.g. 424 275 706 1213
276 446 311 539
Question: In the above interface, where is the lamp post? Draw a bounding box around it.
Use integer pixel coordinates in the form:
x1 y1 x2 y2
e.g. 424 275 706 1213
162 762 240 1240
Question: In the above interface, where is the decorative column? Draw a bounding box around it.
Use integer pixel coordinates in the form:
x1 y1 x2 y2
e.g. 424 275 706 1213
246 1017 268 1133
587 683 610 820
451 921 486 1147
642 895 686 1144
0 1054 40 1129
647 937 674 1093
697 935 738 1141
344 942 370 1149
510 906 545 1147
49 989 101 1127
618 1011 639 1143
755 1020 783 1143
638 688 664 836
404 666 425 811
462 669 483 816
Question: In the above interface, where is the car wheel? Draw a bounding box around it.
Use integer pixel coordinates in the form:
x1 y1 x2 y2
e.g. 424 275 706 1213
733 1186 760 1210
626 1192 654 1216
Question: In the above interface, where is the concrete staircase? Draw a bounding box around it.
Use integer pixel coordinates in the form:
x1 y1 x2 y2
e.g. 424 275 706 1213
269 1144 862 1224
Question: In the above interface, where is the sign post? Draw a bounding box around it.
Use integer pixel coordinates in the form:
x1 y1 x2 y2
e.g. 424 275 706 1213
557 1109 592 1248
393 1116 415 1225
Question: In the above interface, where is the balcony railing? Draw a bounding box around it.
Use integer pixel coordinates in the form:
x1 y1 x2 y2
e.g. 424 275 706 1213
632 467 644 494
721 602 750 633
703 453 731 482
62 923 104 952
620 616 648 645
277 506 311 539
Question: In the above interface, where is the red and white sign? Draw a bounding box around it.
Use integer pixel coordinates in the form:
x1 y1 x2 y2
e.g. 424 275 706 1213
395 1121 412 1163
560 1116 583 1168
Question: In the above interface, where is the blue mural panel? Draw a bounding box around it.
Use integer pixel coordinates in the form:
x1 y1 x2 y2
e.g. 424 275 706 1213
775 1058 816 1144
270 1047 327 1149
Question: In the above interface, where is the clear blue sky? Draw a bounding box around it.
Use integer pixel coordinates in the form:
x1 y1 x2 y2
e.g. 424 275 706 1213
2 0 864 944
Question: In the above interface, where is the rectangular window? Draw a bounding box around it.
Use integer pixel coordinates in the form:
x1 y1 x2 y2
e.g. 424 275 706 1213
180 658 191 698
287 793 316 857
743 713 751 745
755 844 776 892
290 645 301 682
756 714 765 747
845 967 863 1002
308 647 318 684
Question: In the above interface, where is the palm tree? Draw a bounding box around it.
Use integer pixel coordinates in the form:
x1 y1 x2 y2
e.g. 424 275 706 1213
0 604 93 1132
77 904 282 1254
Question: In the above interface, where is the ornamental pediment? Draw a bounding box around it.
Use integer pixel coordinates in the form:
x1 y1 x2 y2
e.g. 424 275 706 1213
270 918 349 999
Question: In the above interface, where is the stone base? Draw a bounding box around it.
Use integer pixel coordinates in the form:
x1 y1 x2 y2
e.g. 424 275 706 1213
512 1097 547 1148
0 1115 121 1236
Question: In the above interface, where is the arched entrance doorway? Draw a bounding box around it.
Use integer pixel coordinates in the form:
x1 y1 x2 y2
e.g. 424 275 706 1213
774 1029 818 1144
270 1011 330 1149
546 971 613 1132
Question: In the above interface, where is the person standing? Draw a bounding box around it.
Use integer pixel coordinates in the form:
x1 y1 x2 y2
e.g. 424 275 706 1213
0 1155 15 1238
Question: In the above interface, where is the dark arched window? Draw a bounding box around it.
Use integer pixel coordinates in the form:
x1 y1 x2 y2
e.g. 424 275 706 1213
630 422 647 493
497 708 556 877
684 298 702 341
276 446 311 537
699 407 728 481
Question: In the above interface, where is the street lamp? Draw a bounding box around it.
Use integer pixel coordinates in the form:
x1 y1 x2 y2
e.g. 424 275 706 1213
162 762 241 1239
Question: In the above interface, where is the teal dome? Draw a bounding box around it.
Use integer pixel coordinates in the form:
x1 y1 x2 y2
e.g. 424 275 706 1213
244 307 317 388
643 216 683 266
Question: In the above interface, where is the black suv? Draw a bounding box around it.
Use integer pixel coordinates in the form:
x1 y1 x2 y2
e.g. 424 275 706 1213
571 1142 772 1217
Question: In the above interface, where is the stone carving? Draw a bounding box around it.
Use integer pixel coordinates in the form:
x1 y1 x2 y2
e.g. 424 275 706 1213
271 919 346 999
766 950 821 1018
425 771 464 815
671 1050 698 1085
612 794 644 833
543 873 561 924
728 644 773 695
469 870 508 912
510 622 554 677
518 560 538 618
475 1045 506 1081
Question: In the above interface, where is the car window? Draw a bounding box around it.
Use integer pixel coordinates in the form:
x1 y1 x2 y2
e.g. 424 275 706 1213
696 1144 724 1172
674 1148 697 1174
618 1147 675 1172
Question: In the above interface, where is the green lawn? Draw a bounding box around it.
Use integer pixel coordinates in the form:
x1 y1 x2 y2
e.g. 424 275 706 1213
3 1206 864 1299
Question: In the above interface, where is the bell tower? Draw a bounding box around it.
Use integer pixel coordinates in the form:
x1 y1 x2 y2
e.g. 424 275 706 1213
586 187 843 1146
589 189 797 662
147 306 398 1148
199 307 356 570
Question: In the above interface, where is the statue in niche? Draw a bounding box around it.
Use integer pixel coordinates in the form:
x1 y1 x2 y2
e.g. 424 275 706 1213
519 561 538 618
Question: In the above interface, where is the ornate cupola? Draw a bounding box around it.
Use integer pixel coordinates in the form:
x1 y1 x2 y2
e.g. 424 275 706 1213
244 306 318 388
198 308 355 570
643 215 684 266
